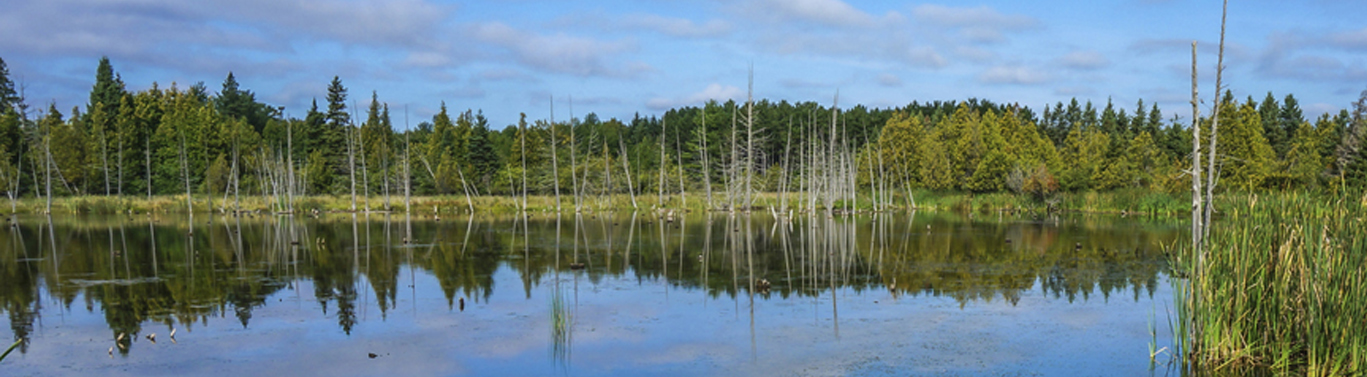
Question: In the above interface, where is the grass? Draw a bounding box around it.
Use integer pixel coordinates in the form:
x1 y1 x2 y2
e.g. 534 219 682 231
0 189 1310 218
1172 190 1367 376
0 339 19 363
550 284 573 367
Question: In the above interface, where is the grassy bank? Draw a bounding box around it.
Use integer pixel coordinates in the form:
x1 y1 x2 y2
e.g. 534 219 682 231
1174 191 1367 375
0 189 1304 217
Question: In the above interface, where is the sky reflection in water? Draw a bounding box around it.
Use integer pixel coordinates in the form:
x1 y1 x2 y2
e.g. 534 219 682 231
0 212 1181 376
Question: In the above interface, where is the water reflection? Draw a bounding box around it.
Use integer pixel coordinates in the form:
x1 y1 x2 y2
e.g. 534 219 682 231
0 211 1177 359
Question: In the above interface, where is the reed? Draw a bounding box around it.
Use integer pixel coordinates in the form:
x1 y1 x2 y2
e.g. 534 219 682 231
0 339 19 363
1174 190 1367 375
550 285 572 366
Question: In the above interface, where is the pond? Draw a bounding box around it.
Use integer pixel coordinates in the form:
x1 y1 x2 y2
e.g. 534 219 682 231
1 211 1182 376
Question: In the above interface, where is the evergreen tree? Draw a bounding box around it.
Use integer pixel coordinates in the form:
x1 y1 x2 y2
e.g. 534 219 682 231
1257 92 1288 159
1335 90 1367 187
321 76 349 192
466 111 500 192
1279 94 1304 150
215 72 273 132
0 57 18 112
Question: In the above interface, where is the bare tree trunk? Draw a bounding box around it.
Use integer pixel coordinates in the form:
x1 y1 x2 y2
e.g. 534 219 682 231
550 96 561 212
780 118 792 213
8 146 23 214
1203 0 1228 242
1190 41 1204 258
360 129 370 212
233 132 240 214
827 92 839 212
145 138 151 202
348 126 357 212
569 96 580 212
618 136 638 209
659 118 667 208
728 105 737 212
180 132 192 225
676 126 685 210
45 121 52 214
700 106 712 211
604 140 612 203
404 132 411 214
101 126 110 195
117 130 123 196
383 146 390 211
454 160 474 213
520 115 528 213
287 119 295 212
744 68 754 212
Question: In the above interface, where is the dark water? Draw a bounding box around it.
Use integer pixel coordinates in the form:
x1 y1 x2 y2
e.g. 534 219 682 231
1 211 1182 376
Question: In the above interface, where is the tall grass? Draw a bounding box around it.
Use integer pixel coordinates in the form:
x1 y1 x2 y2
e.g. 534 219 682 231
1174 190 1366 375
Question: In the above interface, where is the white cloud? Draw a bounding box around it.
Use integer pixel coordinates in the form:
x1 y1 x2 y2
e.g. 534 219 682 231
912 5 1039 44
749 0 897 28
623 14 732 38
470 22 644 78
1328 28 1367 50
646 83 743 110
1058 51 1110 70
877 74 902 87
979 65 1052 85
1054 86 1096 96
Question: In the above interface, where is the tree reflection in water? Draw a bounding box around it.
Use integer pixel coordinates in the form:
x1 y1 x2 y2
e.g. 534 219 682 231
0 211 1177 356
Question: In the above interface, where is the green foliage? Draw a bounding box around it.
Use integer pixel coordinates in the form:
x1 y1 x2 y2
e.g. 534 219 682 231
6 55 1367 204
0 57 17 111
1058 128 1108 191
1214 101 1276 191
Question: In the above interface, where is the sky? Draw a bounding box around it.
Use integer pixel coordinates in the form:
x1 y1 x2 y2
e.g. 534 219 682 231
1 0 1364 129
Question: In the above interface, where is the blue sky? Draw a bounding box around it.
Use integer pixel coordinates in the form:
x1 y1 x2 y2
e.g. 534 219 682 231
2 0 1364 129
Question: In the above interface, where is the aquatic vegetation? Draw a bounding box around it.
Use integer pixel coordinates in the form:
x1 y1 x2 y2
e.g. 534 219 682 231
550 284 572 367
0 339 19 363
1174 191 1367 375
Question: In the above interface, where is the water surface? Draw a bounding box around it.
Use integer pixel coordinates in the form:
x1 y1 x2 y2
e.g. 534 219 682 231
1 211 1181 376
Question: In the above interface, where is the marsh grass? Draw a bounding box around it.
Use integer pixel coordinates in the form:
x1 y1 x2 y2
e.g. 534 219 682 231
550 285 573 367
1174 190 1367 376
0 190 1280 217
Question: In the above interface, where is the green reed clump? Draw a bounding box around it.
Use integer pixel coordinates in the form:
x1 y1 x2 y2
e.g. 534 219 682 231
550 285 573 366
1176 191 1366 376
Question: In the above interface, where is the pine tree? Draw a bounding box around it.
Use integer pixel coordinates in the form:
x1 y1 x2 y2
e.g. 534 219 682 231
322 76 349 192
1257 92 1288 159
0 57 18 112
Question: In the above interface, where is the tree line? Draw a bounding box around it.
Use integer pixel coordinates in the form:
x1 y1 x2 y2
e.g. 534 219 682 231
1 56 1365 212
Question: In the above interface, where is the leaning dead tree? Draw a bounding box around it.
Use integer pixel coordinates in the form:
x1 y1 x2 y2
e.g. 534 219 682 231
1203 0 1228 244
618 133 638 209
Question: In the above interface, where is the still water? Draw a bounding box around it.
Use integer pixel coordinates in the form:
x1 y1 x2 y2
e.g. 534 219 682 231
1 211 1181 376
